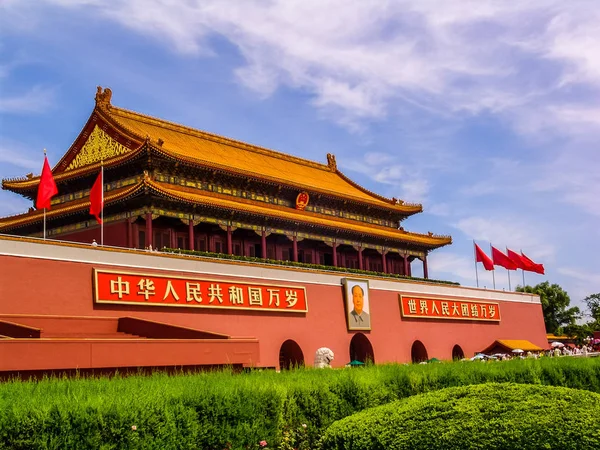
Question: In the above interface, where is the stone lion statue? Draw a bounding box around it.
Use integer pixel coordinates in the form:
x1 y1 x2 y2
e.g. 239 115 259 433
314 347 334 368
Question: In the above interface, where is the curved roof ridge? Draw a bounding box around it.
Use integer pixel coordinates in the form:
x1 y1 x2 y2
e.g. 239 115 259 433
2 146 145 190
0 182 145 230
105 104 330 172
335 168 422 211
144 179 451 247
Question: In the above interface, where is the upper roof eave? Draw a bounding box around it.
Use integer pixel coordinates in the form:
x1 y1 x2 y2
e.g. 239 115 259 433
93 87 420 214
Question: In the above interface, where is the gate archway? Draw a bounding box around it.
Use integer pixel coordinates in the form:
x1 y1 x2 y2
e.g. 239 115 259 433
411 340 428 363
452 344 465 360
279 339 304 370
349 333 375 364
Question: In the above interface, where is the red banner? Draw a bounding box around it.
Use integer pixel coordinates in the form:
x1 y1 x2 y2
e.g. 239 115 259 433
94 269 308 313
400 296 500 321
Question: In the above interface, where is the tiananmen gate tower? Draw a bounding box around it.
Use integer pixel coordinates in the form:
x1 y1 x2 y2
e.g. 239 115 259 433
0 87 547 377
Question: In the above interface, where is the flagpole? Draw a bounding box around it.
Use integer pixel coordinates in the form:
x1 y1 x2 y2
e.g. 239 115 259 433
520 249 525 286
43 148 47 240
100 164 104 246
473 240 479 288
489 243 496 290
507 269 511 291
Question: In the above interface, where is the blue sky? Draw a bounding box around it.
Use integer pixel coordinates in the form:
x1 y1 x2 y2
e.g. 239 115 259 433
1 1 599 316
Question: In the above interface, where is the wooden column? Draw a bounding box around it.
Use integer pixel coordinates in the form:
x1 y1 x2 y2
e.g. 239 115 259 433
292 236 298 262
127 219 133 248
358 247 363 270
145 212 153 249
227 225 232 255
404 255 409 276
332 242 338 267
382 250 387 274
188 219 194 251
423 255 429 279
170 229 176 249
261 230 267 259
133 223 139 249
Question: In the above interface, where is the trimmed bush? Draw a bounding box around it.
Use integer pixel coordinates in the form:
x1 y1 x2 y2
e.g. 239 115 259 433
0 358 599 449
320 382 600 450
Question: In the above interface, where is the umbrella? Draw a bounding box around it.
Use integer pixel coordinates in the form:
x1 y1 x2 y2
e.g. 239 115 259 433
427 357 441 363
551 342 564 348
512 349 524 353
347 360 365 366
470 354 487 361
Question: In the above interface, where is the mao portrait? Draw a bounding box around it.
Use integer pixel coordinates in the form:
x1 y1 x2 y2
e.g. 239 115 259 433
343 279 371 330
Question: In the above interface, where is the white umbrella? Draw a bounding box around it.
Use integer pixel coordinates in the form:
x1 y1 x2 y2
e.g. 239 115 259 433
551 342 564 348
512 349 524 354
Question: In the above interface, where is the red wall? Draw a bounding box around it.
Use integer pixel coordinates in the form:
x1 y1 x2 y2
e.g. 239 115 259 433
57 221 128 247
0 253 547 368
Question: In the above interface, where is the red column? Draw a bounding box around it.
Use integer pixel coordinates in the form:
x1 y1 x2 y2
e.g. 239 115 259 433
133 223 139 249
170 229 176 249
188 219 194 251
227 225 232 255
423 255 429 279
404 255 409 276
292 236 298 262
261 230 267 259
382 250 387 273
145 212 152 248
127 219 133 248
358 247 363 270
332 242 338 267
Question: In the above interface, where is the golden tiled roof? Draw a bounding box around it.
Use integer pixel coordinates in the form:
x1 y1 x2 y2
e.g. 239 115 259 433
146 180 450 248
0 178 450 248
2 88 424 215
488 339 545 352
98 93 421 213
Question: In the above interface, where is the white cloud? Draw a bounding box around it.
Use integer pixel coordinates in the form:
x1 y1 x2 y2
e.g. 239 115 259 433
0 141 41 171
9 0 594 136
0 85 56 114
453 215 554 261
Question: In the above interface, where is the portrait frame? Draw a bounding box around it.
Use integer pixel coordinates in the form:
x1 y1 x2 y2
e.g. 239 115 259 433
342 278 371 331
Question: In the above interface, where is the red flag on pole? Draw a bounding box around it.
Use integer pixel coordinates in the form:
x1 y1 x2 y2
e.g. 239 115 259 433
89 169 104 224
491 246 517 270
36 156 58 210
506 248 530 270
474 243 494 270
521 252 545 274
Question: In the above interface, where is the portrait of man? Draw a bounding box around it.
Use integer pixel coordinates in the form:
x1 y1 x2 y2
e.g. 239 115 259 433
343 279 371 330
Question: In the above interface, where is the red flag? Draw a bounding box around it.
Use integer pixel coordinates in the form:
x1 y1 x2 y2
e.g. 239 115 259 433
506 248 530 270
36 156 58 210
521 252 545 274
491 246 517 270
474 243 494 270
89 169 104 224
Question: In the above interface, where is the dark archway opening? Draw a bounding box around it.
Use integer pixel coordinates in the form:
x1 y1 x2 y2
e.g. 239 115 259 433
279 339 304 370
452 344 465 360
411 340 428 363
349 333 375 364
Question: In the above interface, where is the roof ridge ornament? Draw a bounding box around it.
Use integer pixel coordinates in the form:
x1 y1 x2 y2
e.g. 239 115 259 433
95 86 112 109
326 153 337 171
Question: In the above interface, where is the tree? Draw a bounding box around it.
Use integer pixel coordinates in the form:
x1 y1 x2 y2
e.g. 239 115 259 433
583 293 600 324
516 281 580 334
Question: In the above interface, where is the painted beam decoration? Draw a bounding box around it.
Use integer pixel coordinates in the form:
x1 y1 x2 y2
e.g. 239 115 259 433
399 295 500 322
94 269 308 312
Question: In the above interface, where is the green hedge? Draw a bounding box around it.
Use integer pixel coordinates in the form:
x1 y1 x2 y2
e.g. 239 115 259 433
163 247 460 286
320 382 600 449
1 358 599 449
